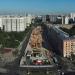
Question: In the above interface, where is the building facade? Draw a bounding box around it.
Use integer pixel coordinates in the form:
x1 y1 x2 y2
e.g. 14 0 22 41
65 16 70 24
42 15 58 23
0 15 32 32
42 15 68 24
70 13 75 21
63 39 75 57
0 17 2 29
49 26 75 57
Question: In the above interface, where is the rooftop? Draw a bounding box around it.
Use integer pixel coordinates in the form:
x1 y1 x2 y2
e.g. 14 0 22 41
52 25 75 40
60 25 75 35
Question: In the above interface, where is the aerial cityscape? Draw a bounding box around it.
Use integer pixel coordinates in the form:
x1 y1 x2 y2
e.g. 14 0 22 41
0 0 75 75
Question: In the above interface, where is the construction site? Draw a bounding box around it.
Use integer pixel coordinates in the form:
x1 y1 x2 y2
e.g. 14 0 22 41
20 26 54 66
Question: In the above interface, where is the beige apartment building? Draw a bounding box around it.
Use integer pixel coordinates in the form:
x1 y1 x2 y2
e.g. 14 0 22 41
49 26 75 57
63 39 75 57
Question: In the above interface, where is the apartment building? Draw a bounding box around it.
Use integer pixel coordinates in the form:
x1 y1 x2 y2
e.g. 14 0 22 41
70 13 75 21
42 15 58 23
65 16 70 24
63 38 75 57
0 14 32 32
49 26 75 57
42 14 71 25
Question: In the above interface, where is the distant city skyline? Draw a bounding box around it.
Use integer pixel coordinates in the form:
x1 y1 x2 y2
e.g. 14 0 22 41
0 0 75 15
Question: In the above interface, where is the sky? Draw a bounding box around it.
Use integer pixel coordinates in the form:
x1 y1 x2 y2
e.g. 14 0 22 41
0 0 75 14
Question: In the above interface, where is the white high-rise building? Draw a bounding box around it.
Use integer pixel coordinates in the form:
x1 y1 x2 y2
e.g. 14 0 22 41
70 13 75 21
65 16 69 24
0 14 32 32
26 14 32 26
42 15 46 23
62 16 65 24
19 17 25 31
0 18 2 29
